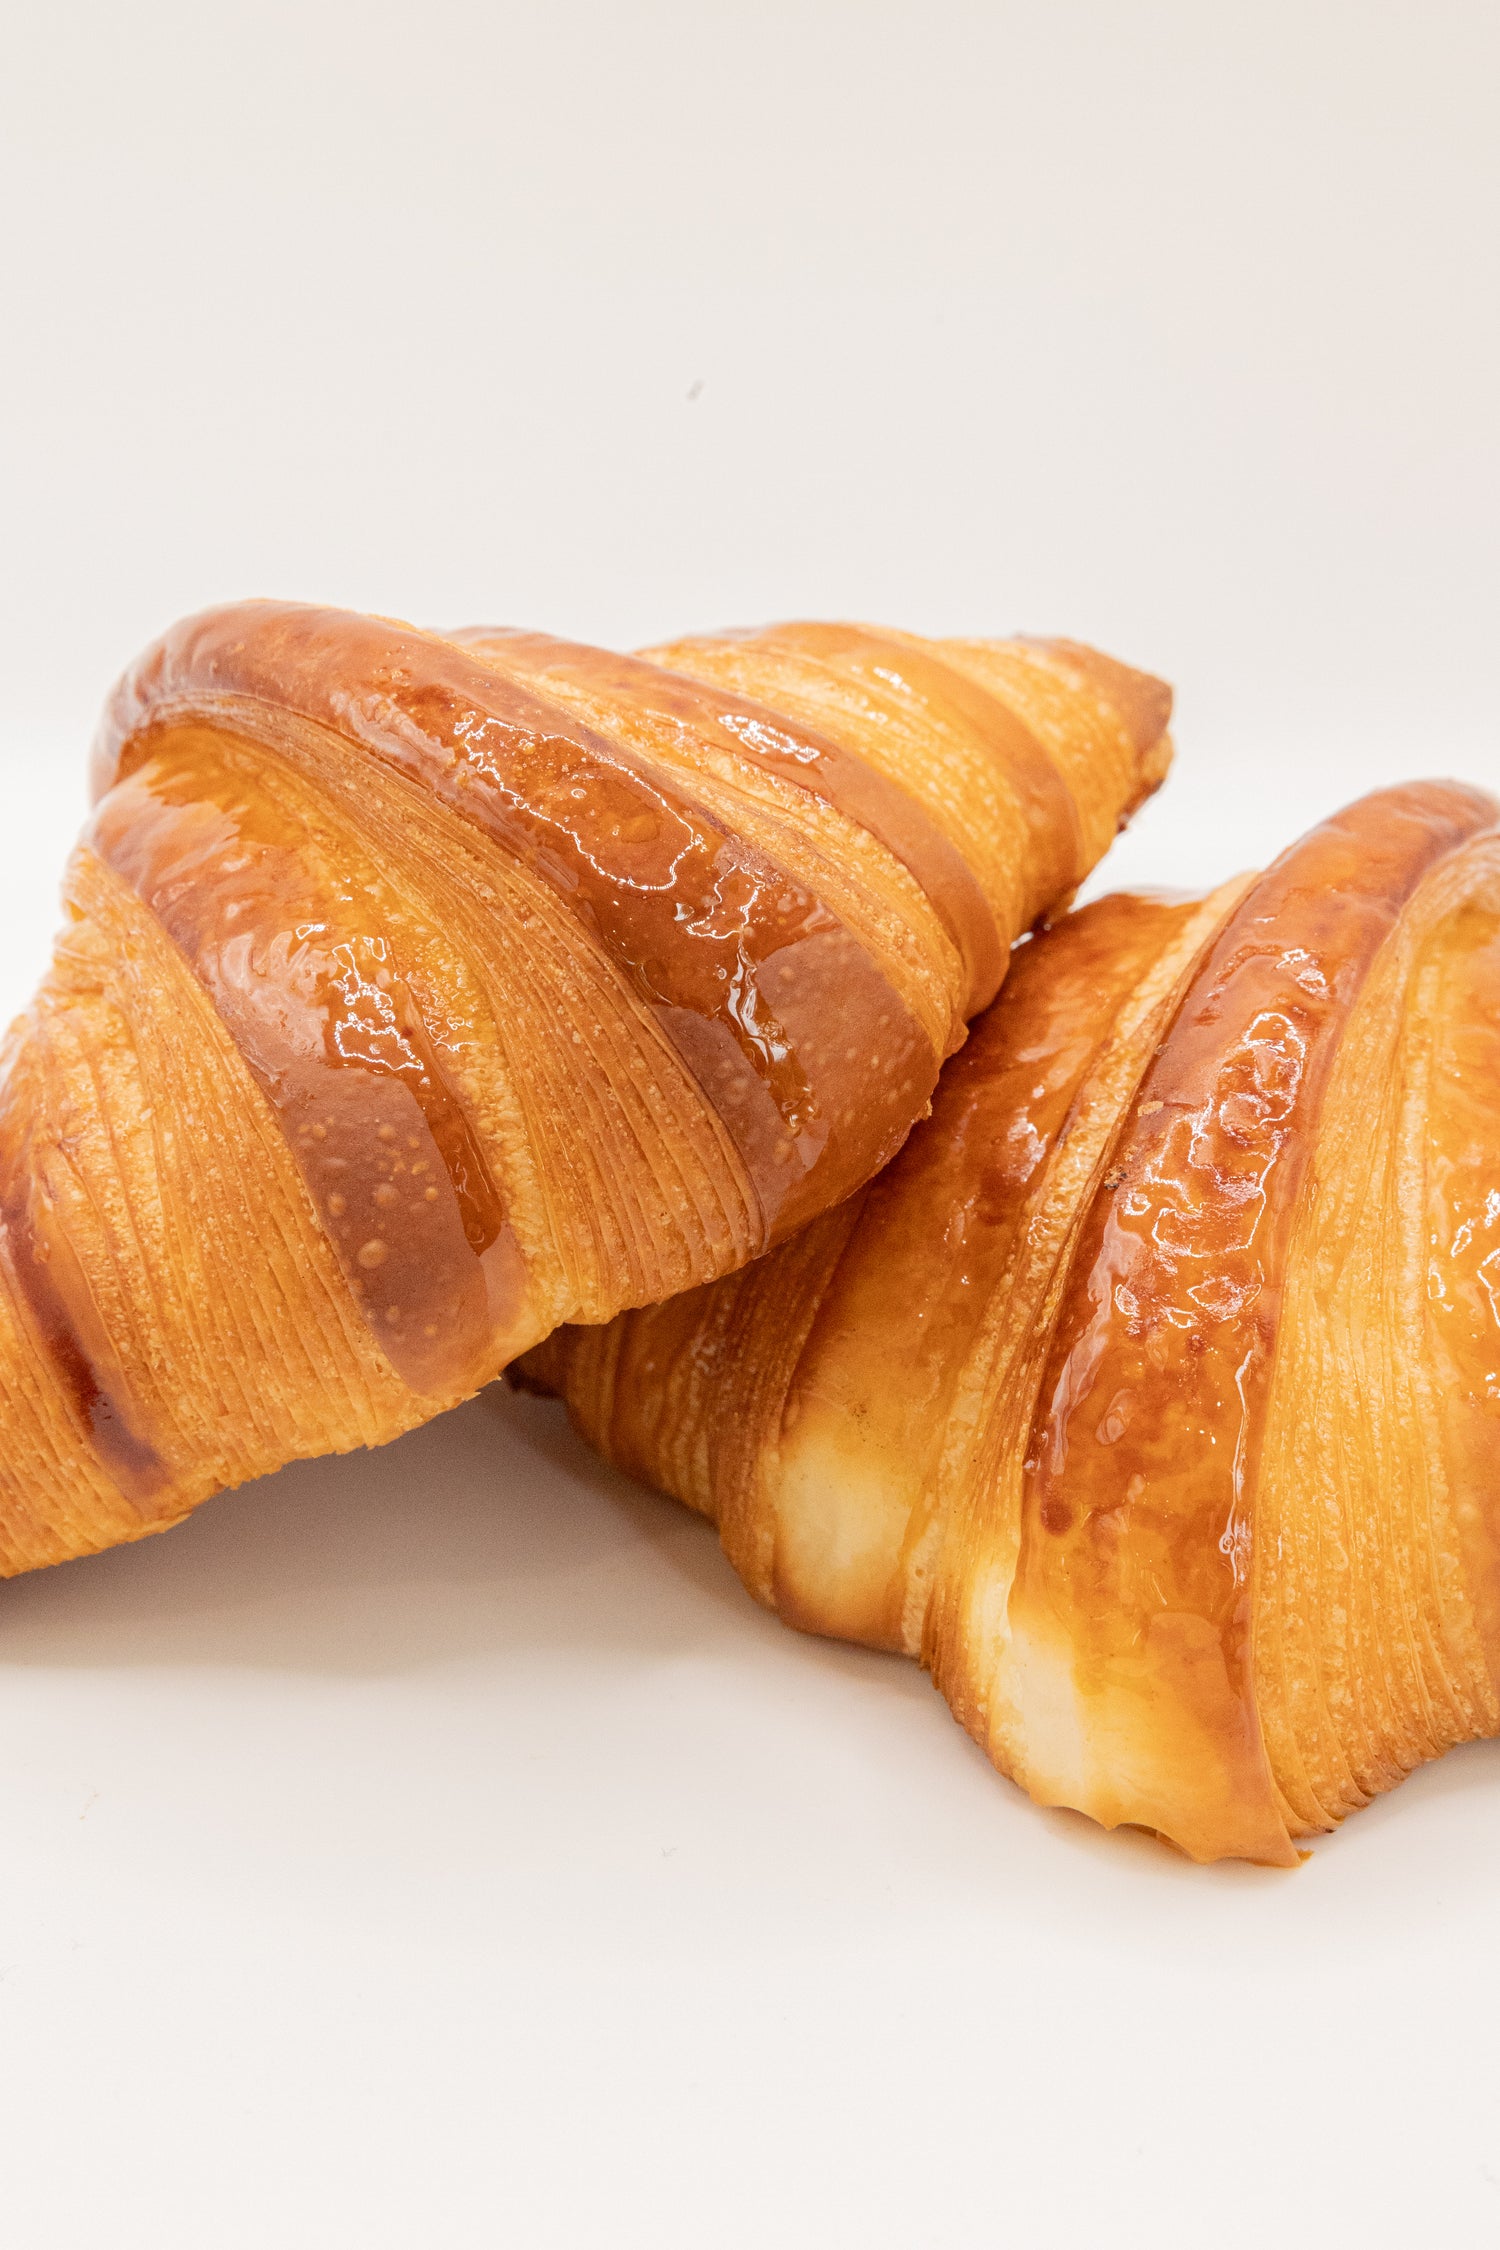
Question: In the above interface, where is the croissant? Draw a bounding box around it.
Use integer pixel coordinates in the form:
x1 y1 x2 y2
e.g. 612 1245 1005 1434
0 601 1169 1574
520 781 1500 1865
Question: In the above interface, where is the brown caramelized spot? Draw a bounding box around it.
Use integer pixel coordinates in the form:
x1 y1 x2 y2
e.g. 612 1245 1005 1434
93 604 941 1244
453 628 1007 1014
87 735 515 1398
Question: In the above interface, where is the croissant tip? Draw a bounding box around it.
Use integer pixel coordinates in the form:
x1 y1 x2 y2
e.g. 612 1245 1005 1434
1119 730 1175 824
1018 636 1174 758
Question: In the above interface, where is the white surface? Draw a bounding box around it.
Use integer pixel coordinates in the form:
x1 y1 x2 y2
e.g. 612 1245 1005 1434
1 4 1499 2244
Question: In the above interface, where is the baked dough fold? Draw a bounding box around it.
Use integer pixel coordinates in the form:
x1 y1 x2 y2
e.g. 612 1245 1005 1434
0 602 1168 1570
523 783 1500 1863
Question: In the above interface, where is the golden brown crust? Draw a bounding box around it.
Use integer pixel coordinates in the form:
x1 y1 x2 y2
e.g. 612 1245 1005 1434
0 598 1168 1571
526 783 1500 1864
1007 783 1495 1862
448 630 1009 1018
1249 828 1500 1834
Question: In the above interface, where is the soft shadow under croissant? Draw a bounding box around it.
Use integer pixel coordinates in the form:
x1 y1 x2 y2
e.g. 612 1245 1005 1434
519 781 1500 1865
0 602 1169 1572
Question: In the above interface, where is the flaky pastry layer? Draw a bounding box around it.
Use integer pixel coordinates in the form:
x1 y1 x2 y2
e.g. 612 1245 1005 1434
523 783 1500 1864
0 601 1169 1569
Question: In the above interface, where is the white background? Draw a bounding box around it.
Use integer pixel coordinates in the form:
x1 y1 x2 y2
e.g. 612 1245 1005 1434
2 4 1499 2243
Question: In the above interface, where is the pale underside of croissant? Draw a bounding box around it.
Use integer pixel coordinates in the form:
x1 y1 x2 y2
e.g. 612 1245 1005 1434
521 783 1500 1865
0 602 1170 1574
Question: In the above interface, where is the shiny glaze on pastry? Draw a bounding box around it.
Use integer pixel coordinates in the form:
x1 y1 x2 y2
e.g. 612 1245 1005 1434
522 783 1500 1863
0 599 1168 1569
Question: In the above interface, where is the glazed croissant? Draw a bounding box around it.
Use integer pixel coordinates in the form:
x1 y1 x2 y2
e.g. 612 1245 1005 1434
521 782 1500 1865
0 601 1169 1573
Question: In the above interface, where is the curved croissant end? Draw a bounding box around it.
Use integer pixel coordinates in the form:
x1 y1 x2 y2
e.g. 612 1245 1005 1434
521 781 1500 1865
0 602 1169 1573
